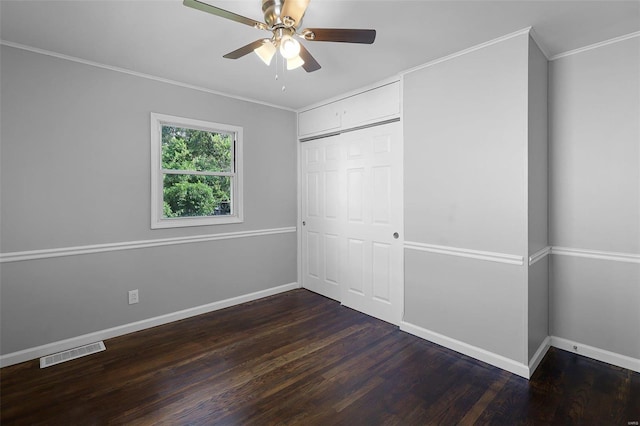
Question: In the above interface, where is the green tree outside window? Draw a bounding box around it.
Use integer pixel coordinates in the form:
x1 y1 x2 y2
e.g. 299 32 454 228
161 126 233 218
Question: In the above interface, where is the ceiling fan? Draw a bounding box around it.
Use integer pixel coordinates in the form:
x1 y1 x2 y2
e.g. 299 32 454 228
183 0 376 72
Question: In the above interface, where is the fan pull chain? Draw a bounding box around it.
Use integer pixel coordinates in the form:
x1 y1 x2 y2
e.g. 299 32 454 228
281 53 286 92
272 50 286 93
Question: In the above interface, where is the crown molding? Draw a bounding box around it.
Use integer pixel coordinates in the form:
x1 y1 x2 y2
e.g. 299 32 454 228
0 40 296 112
528 27 551 60
549 31 640 61
401 27 532 76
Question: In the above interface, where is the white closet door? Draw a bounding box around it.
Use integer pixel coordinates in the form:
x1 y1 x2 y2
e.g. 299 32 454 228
301 122 403 325
340 122 403 325
301 136 343 301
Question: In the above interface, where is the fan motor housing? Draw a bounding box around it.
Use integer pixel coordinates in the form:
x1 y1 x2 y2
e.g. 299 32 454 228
262 0 284 28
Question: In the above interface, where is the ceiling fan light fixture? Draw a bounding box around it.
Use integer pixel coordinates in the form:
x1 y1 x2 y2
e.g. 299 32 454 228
286 55 305 70
183 0 376 74
254 39 277 65
279 34 301 59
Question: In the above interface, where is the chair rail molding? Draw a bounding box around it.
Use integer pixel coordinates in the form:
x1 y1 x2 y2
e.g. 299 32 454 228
551 246 640 264
0 227 297 263
404 241 524 266
529 246 552 266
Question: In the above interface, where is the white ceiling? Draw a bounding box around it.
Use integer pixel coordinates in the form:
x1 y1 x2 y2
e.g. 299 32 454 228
1 0 639 110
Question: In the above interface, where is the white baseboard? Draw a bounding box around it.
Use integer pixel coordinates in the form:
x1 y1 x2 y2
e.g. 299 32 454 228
400 321 531 379
0 282 299 368
529 336 551 375
397 323 639 378
550 336 640 373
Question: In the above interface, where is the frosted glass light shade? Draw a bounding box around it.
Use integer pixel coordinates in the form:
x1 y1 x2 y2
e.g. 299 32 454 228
279 35 301 59
254 40 276 65
286 55 305 70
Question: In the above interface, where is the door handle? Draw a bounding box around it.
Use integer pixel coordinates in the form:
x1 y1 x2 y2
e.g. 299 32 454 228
393 232 399 239
302 221 306 226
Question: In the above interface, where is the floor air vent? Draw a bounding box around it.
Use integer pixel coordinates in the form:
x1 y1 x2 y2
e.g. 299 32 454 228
40 341 106 368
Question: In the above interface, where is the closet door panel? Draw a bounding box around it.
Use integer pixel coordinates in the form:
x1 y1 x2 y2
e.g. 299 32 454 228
301 121 403 325
301 137 342 301
340 122 403 324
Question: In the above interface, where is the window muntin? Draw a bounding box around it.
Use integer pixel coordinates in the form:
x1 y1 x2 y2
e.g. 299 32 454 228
151 113 243 228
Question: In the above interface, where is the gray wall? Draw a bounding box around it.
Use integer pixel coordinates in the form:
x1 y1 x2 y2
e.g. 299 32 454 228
528 258 548 361
403 33 530 364
527 37 549 256
0 46 298 355
527 36 549 361
404 251 526 362
549 36 640 359
404 35 529 255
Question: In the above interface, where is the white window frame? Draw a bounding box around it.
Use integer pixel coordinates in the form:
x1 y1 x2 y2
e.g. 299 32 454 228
150 112 243 229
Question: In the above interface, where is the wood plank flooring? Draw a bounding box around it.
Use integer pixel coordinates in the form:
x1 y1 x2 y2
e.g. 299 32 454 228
1 289 638 425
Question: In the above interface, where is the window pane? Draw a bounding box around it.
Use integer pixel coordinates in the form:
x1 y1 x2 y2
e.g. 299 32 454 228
163 174 232 218
161 126 233 173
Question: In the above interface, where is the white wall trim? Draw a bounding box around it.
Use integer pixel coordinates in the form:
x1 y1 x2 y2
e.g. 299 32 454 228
0 282 299 368
298 26 536 112
402 27 531 76
149 112 245 229
0 227 297 263
404 241 524 266
400 321 531 378
529 246 552 266
405 243 640 266
550 336 640 374
551 246 640 264
398 325 640 378
549 31 640 61
0 40 295 112
528 27 551 60
297 75 401 113
529 336 551 375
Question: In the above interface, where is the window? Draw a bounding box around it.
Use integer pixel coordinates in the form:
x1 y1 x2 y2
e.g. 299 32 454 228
150 113 243 229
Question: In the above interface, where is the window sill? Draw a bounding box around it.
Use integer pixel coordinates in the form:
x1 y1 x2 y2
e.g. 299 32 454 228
151 215 243 229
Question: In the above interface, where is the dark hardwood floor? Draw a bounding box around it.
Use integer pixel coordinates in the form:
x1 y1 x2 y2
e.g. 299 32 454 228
1 289 638 425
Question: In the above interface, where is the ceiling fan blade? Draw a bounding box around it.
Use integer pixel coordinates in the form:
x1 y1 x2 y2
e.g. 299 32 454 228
223 39 266 59
298 43 321 72
281 0 310 28
183 0 267 30
302 28 376 44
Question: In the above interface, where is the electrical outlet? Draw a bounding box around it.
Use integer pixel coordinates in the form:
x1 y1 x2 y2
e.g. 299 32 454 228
128 289 139 305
